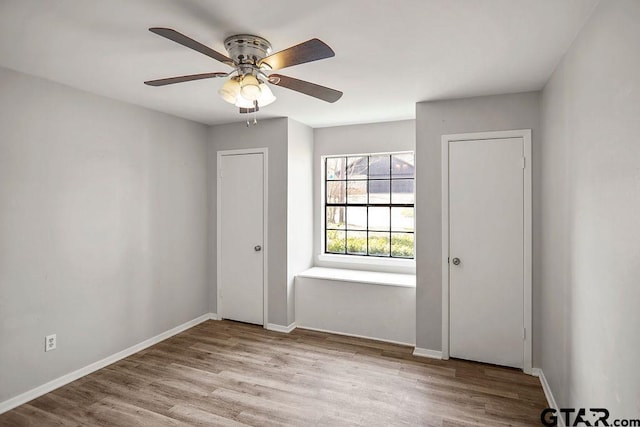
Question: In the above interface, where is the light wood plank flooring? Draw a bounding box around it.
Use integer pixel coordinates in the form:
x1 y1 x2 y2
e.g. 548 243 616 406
0 320 548 426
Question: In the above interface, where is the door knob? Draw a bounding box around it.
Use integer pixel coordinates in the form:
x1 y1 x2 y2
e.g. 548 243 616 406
452 257 461 266
254 245 262 252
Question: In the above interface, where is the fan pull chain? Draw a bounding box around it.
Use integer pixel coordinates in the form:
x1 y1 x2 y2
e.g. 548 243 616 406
245 116 258 127
243 102 260 127
253 101 258 125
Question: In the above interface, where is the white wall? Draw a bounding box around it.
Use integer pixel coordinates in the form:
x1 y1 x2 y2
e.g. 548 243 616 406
293 120 417 343
296 277 415 345
415 92 541 353
286 119 314 326
0 67 210 403
208 118 314 328
313 120 416 271
208 118 290 326
539 0 640 417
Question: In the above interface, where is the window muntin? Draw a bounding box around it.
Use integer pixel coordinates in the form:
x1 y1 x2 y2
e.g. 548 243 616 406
324 153 414 258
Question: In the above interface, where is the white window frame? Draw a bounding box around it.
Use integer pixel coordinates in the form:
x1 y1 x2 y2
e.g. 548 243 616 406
317 151 416 274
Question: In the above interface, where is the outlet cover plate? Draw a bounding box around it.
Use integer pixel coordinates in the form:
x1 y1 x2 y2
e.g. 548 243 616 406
45 334 56 352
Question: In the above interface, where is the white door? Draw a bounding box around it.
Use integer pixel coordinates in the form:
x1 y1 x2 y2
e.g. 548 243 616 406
448 137 524 368
219 152 264 325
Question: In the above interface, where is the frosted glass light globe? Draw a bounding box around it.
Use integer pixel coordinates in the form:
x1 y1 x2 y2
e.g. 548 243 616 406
218 77 240 104
257 83 276 107
240 74 261 101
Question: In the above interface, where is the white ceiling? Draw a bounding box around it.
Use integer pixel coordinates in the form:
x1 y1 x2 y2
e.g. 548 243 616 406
0 0 598 128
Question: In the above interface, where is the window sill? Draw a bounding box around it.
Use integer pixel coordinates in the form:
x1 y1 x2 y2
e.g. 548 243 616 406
317 253 415 274
297 267 416 288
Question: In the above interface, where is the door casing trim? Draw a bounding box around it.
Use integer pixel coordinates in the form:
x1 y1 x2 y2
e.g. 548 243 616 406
217 148 269 328
441 129 532 374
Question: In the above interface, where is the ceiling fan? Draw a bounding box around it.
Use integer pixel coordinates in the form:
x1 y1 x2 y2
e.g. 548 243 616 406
144 28 343 115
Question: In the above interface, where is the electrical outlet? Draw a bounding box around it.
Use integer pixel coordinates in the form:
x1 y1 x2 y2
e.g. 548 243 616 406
45 334 56 352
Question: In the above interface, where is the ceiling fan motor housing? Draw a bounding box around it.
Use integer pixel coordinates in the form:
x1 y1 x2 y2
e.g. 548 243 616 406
224 34 272 68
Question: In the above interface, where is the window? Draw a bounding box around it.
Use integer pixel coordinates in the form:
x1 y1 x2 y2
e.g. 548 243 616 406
324 152 415 258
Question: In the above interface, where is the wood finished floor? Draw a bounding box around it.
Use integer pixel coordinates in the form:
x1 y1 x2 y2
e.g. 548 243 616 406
0 320 548 426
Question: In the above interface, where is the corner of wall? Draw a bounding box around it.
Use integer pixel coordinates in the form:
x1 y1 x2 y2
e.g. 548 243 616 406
285 118 314 326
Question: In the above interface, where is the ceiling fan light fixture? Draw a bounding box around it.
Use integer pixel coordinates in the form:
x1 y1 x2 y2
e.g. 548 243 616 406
145 28 343 113
234 93 255 109
240 74 261 101
218 77 240 104
257 83 276 107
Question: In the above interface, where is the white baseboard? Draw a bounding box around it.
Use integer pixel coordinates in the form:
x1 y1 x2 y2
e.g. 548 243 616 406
0 312 217 415
266 322 297 333
412 347 443 359
296 325 414 347
531 368 564 427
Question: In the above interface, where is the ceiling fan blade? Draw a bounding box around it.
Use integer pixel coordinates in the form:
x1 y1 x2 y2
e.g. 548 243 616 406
258 39 334 71
149 27 234 66
269 74 342 103
144 72 227 86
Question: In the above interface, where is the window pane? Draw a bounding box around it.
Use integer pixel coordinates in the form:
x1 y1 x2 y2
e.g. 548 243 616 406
369 180 390 204
391 179 414 204
346 207 367 230
347 156 368 179
326 157 345 180
324 152 414 259
368 232 390 257
326 207 345 229
368 155 390 179
326 230 346 253
347 181 367 204
326 181 346 204
368 207 390 231
391 207 414 232
346 231 367 255
392 153 414 178
391 233 414 258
